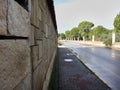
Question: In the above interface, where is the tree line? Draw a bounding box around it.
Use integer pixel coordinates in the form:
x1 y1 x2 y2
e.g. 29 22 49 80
58 13 120 46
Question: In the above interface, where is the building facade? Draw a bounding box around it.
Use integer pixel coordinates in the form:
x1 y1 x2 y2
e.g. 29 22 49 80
0 0 57 90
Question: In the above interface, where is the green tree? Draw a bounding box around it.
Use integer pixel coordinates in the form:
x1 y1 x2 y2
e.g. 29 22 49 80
102 32 112 46
116 33 120 42
58 33 66 40
114 13 120 32
70 27 79 40
90 25 110 41
78 21 94 40
65 30 71 40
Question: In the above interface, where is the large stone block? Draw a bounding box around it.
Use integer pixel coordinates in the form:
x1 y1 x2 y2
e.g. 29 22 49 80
43 50 56 90
33 64 41 90
37 40 43 60
0 0 7 35
0 40 30 90
31 45 40 70
39 21 44 39
42 38 46 58
33 59 48 90
30 25 35 46
14 73 32 90
31 0 39 27
8 0 29 37
38 0 46 10
45 39 48 60
34 28 42 40
47 40 51 61
38 7 42 21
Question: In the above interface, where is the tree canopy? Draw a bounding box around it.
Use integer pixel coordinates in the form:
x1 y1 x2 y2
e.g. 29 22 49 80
114 13 120 32
70 27 79 39
78 21 94 39
78 21 94 32
90 25 110 41
58 33 66 40
65 30 71 39
60 12 120 44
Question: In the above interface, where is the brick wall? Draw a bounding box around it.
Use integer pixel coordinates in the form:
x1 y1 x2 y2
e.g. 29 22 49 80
0 0 57 90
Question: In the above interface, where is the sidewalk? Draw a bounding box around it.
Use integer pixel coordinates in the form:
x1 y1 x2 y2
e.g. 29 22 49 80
54 46 111 90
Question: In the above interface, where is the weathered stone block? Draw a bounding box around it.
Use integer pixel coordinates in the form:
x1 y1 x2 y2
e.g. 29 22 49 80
31 45 40 70
47 40 51 60
0 40 30 90
31 0 39 27
43 50 56 90
45 39 48 60
33 59 48 90
38 7 42 21
38 40 43 60
8 0 29 37
47 12 51 24
42 38 46 58
14 73 32 90
30 25 35 46
34 28 42 40
39 21 44 39
33 64 41 90
0 0 7 35
38 0 46 10
40 24 45 40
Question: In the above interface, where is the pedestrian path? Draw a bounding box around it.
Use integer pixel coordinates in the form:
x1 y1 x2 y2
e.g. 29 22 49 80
55 47 111 90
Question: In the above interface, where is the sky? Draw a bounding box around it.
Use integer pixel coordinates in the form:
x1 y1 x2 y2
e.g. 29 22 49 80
53 0 120 33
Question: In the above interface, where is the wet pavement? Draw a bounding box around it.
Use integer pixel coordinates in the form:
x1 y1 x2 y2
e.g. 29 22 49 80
54 46 111 90
62 40 120 90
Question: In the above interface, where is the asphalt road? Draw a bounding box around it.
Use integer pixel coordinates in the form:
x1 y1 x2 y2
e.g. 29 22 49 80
62 40 120 90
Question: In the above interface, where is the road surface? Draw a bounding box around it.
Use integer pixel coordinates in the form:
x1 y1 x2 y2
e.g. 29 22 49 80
62 40 120 90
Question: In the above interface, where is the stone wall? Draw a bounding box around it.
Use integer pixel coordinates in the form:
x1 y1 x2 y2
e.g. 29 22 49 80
0 0 57 90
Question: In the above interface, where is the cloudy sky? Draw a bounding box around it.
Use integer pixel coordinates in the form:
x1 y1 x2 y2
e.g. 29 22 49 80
54 0 120 33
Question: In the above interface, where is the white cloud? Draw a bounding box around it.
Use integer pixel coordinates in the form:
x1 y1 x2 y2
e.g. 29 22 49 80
54 0 120 33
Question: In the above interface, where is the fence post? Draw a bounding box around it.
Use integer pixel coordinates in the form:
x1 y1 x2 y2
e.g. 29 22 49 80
83 36 85 41
92 35 94 42
112 32 115 44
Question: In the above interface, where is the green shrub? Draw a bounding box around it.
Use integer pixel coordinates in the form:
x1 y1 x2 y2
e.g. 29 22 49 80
116 33 120 42
102 33 112 46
